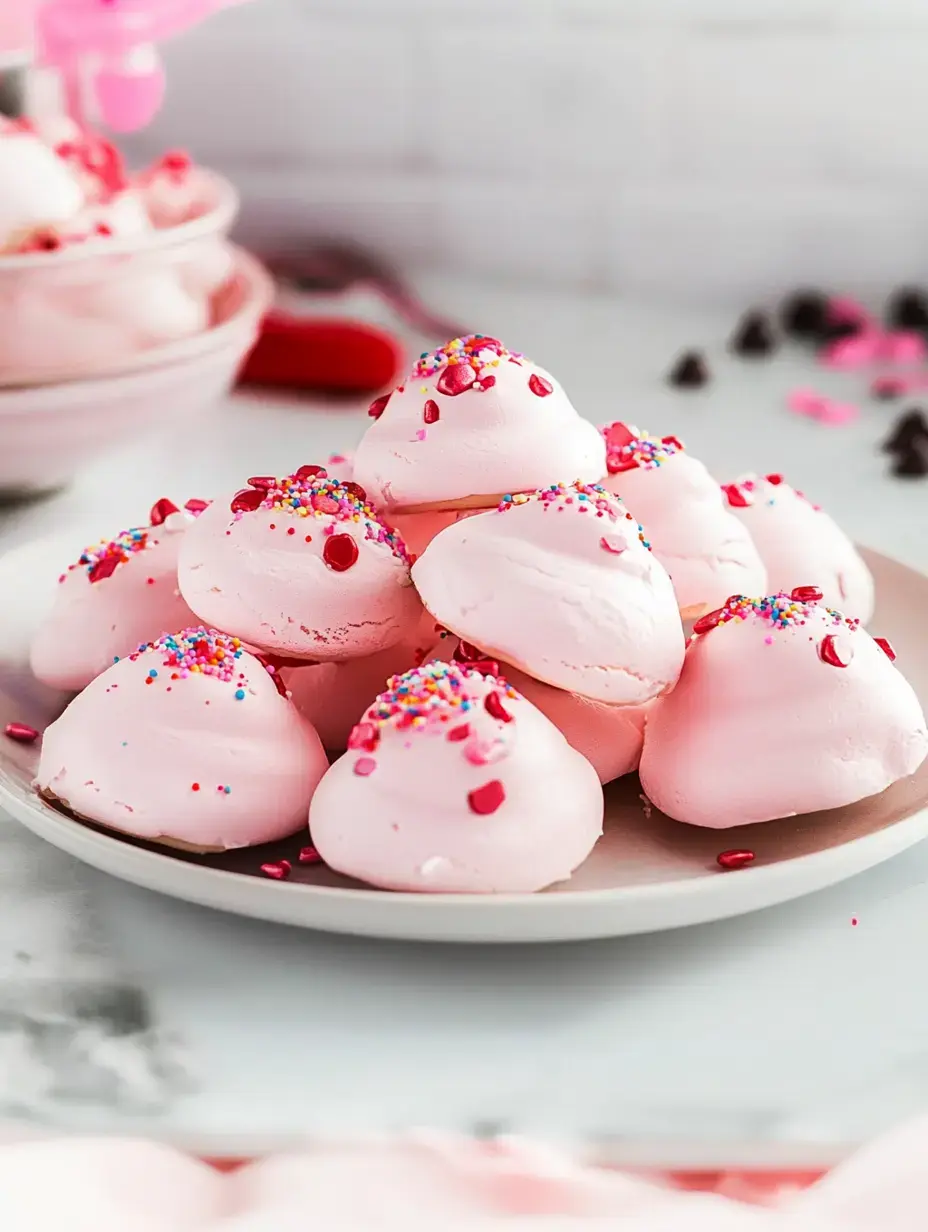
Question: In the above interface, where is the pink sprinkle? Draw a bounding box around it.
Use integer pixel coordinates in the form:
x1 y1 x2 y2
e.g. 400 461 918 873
764 635 773 645
414 428 427 441
787 388 828 417
299 845 323 865
820 332 881 370
261 860 291 880
600 534 627 555
816 400 859 426
354 756 377 776
464 737 507 766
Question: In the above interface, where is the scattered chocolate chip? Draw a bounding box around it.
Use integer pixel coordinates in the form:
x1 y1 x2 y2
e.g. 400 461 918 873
891 441 928 478
881 408 928 454
730 311 778 357
667 350 709 388
887 287 928 334
780 290 829 341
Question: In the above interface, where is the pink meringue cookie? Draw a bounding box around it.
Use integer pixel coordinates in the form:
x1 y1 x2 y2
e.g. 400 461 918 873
601 424 767 620
433 638 647 785
0 1137 223 1232
640 591 928 828
0 129 85 247
412 482 685 704
354 335 605 513
30 499 204 692
309 660 604 893
36 626 328 851
722 473 874 623
178 468 420 660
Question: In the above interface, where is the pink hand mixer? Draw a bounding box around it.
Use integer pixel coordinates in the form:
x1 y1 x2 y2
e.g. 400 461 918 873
36 0 249 132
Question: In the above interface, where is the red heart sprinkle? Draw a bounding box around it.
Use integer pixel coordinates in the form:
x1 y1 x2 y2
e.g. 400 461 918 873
149 497 180 525
661 435 685 451
447 724 471 742
468 780 506 815
476 375 496 391
88 555 121 584
4 722 39 744
606 455 640 475
261 860 292 880
348 722 380 752
466 659 500 678
247 475 276 490
820 633 853 668
323 533 360 572
185 498 209 515
299 846 323 865
603 422 636 450
343 482 368 502
453 640 484 663
791 586 823 602
484 691 513 723
528 373 554 397
368 394 390 418
717 849 755 871
354 756 377 777
874 636 896 661
436 364 477 396
765 473 784 485
423 399 440 424
230 487 263 513
721 483 751 508
295 464 326 482
692 607 725 635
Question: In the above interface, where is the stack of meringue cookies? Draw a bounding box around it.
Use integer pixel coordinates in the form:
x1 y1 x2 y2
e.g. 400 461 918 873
31 335 928 894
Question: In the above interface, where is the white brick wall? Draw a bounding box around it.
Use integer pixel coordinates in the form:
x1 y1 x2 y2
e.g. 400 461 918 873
123 0 928 306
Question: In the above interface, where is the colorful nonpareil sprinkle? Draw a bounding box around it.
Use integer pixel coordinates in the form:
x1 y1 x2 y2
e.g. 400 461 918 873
137 627 247 687
602 424 683 474
233 471 409 565
69 526 150 581
412 334 521 380
498 482 650 548
366 661 517 732
692 592 858 637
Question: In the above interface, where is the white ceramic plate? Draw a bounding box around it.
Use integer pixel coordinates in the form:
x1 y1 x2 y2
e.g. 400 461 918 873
1 539 927 944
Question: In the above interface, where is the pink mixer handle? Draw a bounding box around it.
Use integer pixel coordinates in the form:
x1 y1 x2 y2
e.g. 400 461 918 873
36 0 251 131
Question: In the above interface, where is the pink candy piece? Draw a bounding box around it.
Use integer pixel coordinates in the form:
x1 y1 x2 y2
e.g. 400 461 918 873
821 331 882 370
828 296 873 328
787 388 859 426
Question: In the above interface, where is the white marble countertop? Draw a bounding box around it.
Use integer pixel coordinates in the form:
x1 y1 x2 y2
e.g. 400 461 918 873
2 277 928 1157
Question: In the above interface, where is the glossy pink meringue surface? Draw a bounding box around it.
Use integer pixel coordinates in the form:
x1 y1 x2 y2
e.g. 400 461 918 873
36 626 328 850
178 471 421 660
309 661 604 893
412 483 685 705
640 592 928 828
29 502 201 692
601 424 767 617
353 335 605 512
724 473 875 624
6 1117 928 1229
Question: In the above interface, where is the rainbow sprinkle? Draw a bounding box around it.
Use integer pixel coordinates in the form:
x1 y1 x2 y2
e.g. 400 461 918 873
708 593 858 632
133 627 248 689
249 473 409 564
603 426 683 474
413 334 521 380
498 482 651 548
69 527 151 579
366 661 518 732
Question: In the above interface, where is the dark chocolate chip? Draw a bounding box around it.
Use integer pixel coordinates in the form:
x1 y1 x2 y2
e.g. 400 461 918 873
730 311 778 357
667 350 710 388
887 287 928 334
892 442 928 478
881 408 928 454
780 290 829 341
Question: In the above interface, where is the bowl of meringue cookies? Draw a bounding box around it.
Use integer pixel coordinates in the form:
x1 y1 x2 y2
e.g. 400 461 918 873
0 114 272 498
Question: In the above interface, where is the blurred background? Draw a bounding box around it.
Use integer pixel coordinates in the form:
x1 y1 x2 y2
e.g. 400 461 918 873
118 0 928 309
